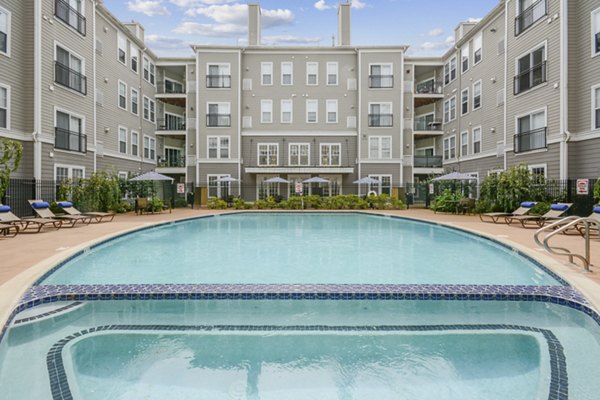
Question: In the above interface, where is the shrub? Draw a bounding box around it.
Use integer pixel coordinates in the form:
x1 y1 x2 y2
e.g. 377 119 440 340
254 199 268 209
233 197 245 210
431 189 461 213
286 196 304 210
303 195 322 209
113 201 133 214
530 201 550 216
207 197 227 209
265 196 278 209
174 198 188 208
57 172 121 212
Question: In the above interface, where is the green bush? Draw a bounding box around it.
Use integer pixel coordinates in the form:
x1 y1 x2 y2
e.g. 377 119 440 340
57 172 121 212
286 196 304 210
254 199 268 209
174 198 188 208
431 189 461 213
207 197 227 209
303 195 322 209
530 202 550 216
265 196 278 209
233 197 246 210
113 200 133 214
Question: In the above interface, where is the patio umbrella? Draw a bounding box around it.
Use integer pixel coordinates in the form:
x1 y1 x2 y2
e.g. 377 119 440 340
215 176 239 182
432 171 477 181
264 177 289 184
303 177 330 184
130 171 174 182
353 176 380 184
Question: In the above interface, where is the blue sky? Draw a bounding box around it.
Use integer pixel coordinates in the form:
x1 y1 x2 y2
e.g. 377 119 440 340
105 0 500 57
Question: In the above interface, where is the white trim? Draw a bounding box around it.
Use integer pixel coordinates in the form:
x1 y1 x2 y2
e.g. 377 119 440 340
53 40 86 91
288 142 310 167
0 5 11 58
472 79 482 111
245 167 353 174
592 84 600 131
118 171 128 180
443 135 456 161
460 130 469 157
514 106 548 133
130 42 138 74
367 135 392 160
280 61 293 86
326 61 339 86
103 149 155 163
319 143 342 166
241 130 357 137
142 135 156 161
260 99 273 124
261 62 273 86
473 32 483 65
117 32 127 65
197 159 240 164
592 8 600 58
117 80 127 111
130 130 139 157
280 99 293 124
460 87 469 116
130 87 139 116
306 62 319 86
444 96 457 123
207 135 230 159
472 125 482 155
142 95 156 123
443 55 457 86
142 56 156 86
326 99 338 124
0 82 10 130
54 164 86 182
444 148 496 164
528 163 548 179
257 142 279 166
367 174 393 195
53 105 86 133
460 43 470 74
306 99 318 123
117 125 128 154
360 159 402 164
207 174 231 198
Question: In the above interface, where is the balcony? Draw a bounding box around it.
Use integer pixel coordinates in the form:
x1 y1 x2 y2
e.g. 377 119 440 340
414 119 442 133
55 0 86 36
515 0 546 36
55 62 87 95
157 82 186 95
55 127 87 153
413 155 443 168
368 75 393 89
368 114 393 127
206 75 232 88
514 62 546 95
206 114 231 127
415 80 443 95
158 156 185 168
157 117 185 132
514 127 547 153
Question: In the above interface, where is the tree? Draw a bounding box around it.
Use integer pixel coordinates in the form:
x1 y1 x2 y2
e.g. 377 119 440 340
0 139 23 202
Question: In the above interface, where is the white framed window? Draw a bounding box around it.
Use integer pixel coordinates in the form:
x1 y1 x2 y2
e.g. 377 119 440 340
55 109 85 153
55 44 86 94
320 143 341 166
306 99 318 123
0 83 9 129
473 80 482 110
368 175 392 195
55 164 85 183
143 96 155 123
131 131 138 156
593 84 600 130
326 100 338 123
207 102 231 127
368 103 393 127
117 33 126 65
118 126 127 154
0 6 11 57
207 63 231 88
461 88 469 116
130 43 138 73
207 136 230 159
281 62 293 85
55 0 85 35
261 62 273 85
281 99 292 124
369 64 393 88
444 96 456 123
460 131 468 156
443 136 456 160
516 0 547 36
515 43 546 95
444 56 457 85
472 126 482 154
143 135 155 160
261 99 273 123
118 80 127 110
131 88 138 115
473 33 483 64
461 44 469 73
143 57 155 85
208 174 231 198
289 143 310 166
258 143 279 166
593 8 600 57
118 171 128 180
528 163 547 183
306 62 318 85
326 62 338 85
515 109 547 153
368 136 392 159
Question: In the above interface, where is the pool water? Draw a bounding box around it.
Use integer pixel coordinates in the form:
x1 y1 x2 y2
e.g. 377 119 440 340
40 213 560 286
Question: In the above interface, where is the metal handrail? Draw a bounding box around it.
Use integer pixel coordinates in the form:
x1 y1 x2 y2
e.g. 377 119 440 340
534 216 593 271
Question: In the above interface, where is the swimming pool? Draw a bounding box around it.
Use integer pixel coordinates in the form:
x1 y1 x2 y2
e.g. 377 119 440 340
40 213 561 286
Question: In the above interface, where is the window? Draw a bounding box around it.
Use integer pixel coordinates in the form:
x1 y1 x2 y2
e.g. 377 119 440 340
326 100 338 123
143 136 155 160
515 110 546 153
208 175 231 198
118 126 127 154
461 131 468 156
55 0 85 36
207 63 231 88
289 143 310 166
118 171 128 180
515 44 546 94
368 103 393 127
117 33 126 64
118 81 127 110
473 33 483 64
165 79 184 94
281 99 292 124
306 99 318 123
131 88 138 115
473 80 482 110
528 164 547 183
368 175 391 195
143 57 155 85
260 99 273 123
207 136 230 159
55 165 84 183
326 62 338 85
258 143 278 166
594 85 600 129
207 103 231 127
320 144 341 166
444 57 457 85
461 45 469 73
368 136 392 159
414 113 435 131
515 0 547 36
281 62 293 85
0 6 10 55
472 126 482 154
261 62 273 85
55 110 85 153
306 62 318 85
444 96 456 123
461 88 469 116
55 45 86 94
594 8 600 56
131 131 138 156
369 64 393 88
0 84 8 129
143 96 155 123
130 43 138 73
443 136 456 160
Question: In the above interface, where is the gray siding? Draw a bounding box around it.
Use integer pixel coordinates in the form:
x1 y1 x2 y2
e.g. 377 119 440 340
506 143 561 179
568 138 600 178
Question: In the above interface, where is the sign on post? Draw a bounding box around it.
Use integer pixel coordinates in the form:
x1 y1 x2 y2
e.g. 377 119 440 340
176 183 185 194
576 179 589 195
295 182 303 195
429 183 435 195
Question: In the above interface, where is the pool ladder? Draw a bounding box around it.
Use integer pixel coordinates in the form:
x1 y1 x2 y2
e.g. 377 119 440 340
533 216 595 271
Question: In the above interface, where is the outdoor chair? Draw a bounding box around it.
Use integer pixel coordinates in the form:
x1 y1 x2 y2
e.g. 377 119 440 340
0 204 62 232
505 203 573 228
57 202 115 223
457 198 476 215
575 206 600 237
479 202 537 223
28 200 92 227
0 222 19 238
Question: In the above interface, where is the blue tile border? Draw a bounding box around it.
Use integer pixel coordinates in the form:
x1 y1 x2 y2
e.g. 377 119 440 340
13 302 83 325
45 323 567 400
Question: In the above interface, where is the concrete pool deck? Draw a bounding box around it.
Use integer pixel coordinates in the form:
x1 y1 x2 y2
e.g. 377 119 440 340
1 208 599 325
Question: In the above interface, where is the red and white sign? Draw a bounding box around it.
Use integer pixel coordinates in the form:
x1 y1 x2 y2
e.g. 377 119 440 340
295 183 303 194
576 179 589 195
176 183 185 194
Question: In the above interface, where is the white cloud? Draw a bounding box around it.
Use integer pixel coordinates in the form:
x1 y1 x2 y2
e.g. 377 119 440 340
173 21 245 37
262 9 295 29
425 28 444 37
411 35 455 55
351 0 367 9
262 35 322 45
146 34 189 49
170 0 234 6
314 0 331 11
466 17 482 23
127 0 170 16
315 0 366 11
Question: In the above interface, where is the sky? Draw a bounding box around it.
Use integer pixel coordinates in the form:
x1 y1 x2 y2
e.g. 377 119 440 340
103 0 500 58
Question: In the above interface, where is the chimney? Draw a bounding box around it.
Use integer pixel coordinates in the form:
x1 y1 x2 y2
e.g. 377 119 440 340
248 4 261 46
337 2 351 46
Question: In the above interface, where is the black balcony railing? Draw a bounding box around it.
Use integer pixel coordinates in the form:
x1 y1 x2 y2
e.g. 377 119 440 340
206 75 232 88
414 120 442 131
55 127 87 153
515 0 546 36
55 0 86 36
157 82 185 94
368 75 393 88
0 31 6 54
414 155 443 168
157 118 185 131
55 62 87 95
514 61 546 94
206 114 231 127
368 114 393 127
158 156 185 168
415 80 443 94
514 127 547 153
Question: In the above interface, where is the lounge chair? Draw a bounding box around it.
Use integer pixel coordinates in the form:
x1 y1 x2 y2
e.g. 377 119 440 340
505 203 573 228
28 200 92 227
576 206 600 236
0 222 19 238
0 204 62 232
57 201 115 223
479 201 536 223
